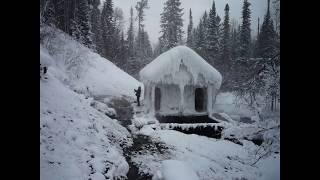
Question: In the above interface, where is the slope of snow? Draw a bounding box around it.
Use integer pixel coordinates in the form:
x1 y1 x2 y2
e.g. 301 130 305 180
139 46 222 88
40 70 132 180
41 25 141 98
40 26 141 180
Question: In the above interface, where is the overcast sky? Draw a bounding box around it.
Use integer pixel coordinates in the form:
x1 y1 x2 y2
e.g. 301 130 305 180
108 0 269 46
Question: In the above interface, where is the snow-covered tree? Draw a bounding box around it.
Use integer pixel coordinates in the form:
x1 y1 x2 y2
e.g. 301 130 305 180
90 0 103 53
135 0 149 56
40 0 56 26
239 0 251 58
101 0 115 60
70 0 93 48
194 12 209 61
127 7 135 59
230 21 240 61
186 8 194 48
256 0 277 58
221 4 231 67
159 0 184 51
206 0 220 65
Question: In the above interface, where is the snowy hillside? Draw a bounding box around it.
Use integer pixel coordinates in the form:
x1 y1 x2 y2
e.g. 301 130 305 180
40 26 142 98
40 25 279 180
40 26 141 179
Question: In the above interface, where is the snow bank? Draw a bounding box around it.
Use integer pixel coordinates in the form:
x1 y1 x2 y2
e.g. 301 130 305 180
155 160 199 180
40 71 132 179
132 128 260 180
140 46 222 88
256 154 280 180
41 26 141 98
40 26 141 180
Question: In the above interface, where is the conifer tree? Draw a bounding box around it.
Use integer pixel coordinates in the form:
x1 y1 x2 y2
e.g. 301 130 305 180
206 0 220 65
257 0 277 58
127 7 135 59
159 0 184 51
186 8 194 48
239 0 252 58
101 0 115 59
221 4 231 67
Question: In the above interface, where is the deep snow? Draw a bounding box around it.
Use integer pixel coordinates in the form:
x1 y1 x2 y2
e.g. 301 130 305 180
40 25 279 180
140 46 222 87
40 26 141 180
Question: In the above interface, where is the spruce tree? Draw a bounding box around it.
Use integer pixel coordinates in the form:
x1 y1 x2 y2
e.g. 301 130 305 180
186 8 194 48
135 0 149 56
239 0 251 58
159 0 184 51
90 0 103 53
70 0 93 48
195 12 210 61
127 7 135 59
101 0 115 60
257 0 277 58
206 0 219 65
221 4 231 67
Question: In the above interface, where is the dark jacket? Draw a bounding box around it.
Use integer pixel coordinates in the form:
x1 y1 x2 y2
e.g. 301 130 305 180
134 87 141 97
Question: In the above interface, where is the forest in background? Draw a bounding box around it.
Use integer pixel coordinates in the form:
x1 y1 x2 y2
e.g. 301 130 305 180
40 0 280 114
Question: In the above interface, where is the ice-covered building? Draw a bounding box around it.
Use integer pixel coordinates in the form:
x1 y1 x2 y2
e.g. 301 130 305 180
139 46 222 119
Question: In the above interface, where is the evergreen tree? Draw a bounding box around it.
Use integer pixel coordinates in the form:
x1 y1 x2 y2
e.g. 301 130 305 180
135 0 149 55
186 8 194 48
159 0 184 51
70 0 93 48
142 31 153 59
127 7 135 59
40 0 56 26
239 0 252 58
90 0 103 53
117 31 128 70
101 0 115 60
230 24 240 61
221 4 231 67
194 12 209 61
257 0 277 58
206 0 220 65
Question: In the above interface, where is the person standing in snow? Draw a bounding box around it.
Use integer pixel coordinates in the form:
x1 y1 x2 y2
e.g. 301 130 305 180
43 66 47 75
134 86 141 106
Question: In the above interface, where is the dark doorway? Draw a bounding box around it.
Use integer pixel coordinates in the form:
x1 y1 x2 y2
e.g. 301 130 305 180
195 88 206 112
155 87 161 111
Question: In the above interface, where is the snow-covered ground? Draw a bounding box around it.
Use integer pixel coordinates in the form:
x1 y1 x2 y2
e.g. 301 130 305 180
40 25 279 180
214 92 280 122
40 26 141 180
41 26 142 98
128 121 279 180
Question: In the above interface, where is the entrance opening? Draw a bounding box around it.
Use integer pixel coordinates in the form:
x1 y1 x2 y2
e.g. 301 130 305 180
195 88 207 112
155 87 161 111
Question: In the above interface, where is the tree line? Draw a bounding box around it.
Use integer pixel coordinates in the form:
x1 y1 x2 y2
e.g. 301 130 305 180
40 0 280 112
40 0 153 78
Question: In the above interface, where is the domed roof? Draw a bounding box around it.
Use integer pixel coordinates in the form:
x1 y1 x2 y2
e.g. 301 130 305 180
139 46 222 88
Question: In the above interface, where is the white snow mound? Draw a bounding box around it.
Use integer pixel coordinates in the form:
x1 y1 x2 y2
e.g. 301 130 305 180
40 25 141 98
139 46 222 88
158 160 199 180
